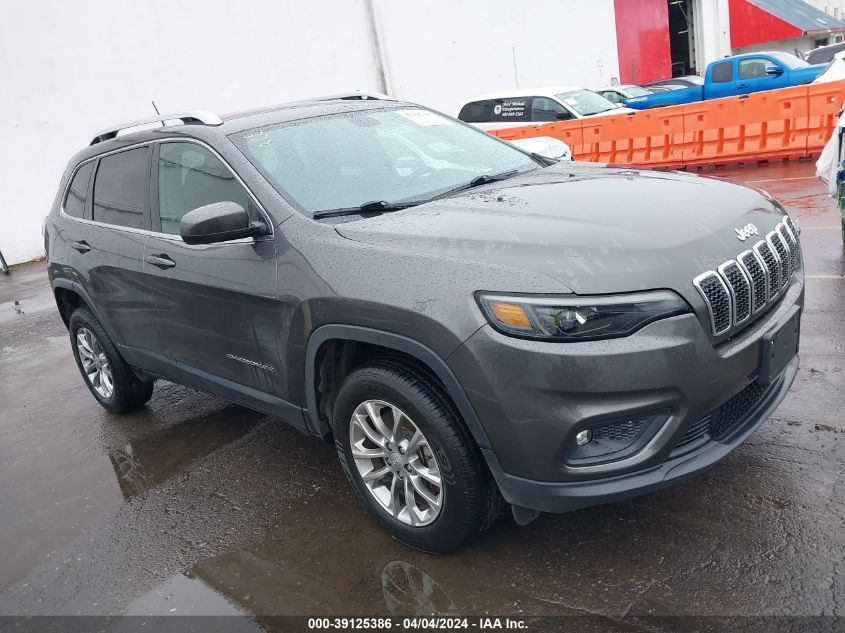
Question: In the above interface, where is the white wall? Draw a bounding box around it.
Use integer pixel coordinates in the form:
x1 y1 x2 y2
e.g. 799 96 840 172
693 0 732 70
1 0 620 265
803 0 845 20
373 0 620 109
0 0 382 265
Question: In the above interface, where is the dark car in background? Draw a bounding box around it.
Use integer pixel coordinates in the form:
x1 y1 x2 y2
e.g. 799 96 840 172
805 41 845 65
643 75 705 90
45 96 803 552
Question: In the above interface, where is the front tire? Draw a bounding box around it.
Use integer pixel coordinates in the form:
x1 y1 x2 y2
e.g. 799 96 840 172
333 360 501 552
68 308 154 413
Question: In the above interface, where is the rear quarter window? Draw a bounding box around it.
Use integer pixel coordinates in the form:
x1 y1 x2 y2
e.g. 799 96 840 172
64 162 94 218
92 147 149 229
458 98 531 123
458 100 494 122
711 61 733 83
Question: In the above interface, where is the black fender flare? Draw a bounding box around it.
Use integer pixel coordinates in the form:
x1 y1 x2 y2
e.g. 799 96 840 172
52 279 116 341
304 324 492 451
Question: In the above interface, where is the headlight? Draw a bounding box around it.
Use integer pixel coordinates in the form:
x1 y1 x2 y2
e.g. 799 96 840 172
476 290 690 341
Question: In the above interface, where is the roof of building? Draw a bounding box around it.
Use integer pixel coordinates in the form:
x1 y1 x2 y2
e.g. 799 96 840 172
746 0 845 33
730 0 845 49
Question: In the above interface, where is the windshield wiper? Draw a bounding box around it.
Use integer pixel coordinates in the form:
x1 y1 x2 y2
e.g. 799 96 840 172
313 170 523 219
426 169 521 202
312 200 417 219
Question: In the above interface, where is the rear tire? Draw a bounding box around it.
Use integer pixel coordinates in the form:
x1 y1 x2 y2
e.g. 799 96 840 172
68 308 154 413
333 359 502 552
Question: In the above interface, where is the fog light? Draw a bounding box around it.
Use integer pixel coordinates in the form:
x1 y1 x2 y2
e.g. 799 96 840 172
575 429 592 446
564 410 671 467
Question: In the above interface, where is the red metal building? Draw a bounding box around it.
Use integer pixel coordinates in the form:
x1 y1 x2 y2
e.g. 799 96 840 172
614 0 673 84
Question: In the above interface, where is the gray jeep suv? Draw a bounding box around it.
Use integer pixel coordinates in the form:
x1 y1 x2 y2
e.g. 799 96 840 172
46 96 803 552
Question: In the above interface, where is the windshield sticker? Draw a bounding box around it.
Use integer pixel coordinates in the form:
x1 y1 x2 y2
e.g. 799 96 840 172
562 98 577 106
396 109 452 126
243 129 272 148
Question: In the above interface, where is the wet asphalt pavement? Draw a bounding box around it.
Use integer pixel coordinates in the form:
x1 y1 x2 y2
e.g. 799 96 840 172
0 161 843 628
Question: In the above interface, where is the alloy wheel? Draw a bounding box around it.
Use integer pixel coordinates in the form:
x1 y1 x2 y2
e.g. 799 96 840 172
76 327 114 399
349 399 443 526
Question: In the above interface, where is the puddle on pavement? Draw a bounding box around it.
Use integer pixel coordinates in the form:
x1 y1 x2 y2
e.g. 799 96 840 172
169 492 537 618
103 403 263 499
123 572 256 618
123 437 830 621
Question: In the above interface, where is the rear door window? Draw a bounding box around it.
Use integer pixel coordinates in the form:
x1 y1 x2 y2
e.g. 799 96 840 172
92 147 149 229
711 61 733 83
492 98 530 122
64 162 94 218
458 98 531 123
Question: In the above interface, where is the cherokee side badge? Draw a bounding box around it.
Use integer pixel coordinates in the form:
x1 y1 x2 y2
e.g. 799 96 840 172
225 353 276 373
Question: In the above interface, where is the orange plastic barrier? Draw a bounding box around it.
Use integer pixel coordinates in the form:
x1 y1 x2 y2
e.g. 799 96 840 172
682 84 809 167
491 119 585 156
580 107 684 166
489 80 845 169
807 81 845 154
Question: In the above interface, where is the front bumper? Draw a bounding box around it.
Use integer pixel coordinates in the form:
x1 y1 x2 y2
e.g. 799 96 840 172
482 356 797 513
448 276 803 512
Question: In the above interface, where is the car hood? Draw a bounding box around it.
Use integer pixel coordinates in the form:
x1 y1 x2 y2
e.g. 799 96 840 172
334 162 785 295
796 63 829 82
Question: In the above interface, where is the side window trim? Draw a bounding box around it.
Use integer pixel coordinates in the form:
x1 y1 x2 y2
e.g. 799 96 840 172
83 160 96 220
149 143 162 233
58 138 274 241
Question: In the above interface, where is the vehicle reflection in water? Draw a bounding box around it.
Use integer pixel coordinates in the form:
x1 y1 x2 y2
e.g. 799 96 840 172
381 560 457 617
104 396 263 499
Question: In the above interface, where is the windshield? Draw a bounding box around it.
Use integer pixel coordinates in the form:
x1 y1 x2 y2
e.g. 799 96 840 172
555 90 617 116
230 107 537 215
624 86 652 97
768 51 810 69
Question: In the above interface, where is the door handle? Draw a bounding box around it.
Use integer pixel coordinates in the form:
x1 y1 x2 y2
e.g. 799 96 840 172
146 254 176 269
70 240 91 253
737 83 750 89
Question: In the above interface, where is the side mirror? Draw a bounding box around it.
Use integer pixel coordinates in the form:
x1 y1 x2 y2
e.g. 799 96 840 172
555 112 572 121
180 201 267 245
766 65 784 76
508 136 572 162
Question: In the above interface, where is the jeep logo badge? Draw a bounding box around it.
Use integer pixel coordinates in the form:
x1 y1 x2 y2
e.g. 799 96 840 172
734 223 759 241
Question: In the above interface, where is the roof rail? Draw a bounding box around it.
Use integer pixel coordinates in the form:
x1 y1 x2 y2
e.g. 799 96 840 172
89 110 223 145
311 91 395 102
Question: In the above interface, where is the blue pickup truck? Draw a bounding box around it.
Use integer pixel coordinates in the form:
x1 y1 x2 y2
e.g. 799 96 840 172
623 52 827 110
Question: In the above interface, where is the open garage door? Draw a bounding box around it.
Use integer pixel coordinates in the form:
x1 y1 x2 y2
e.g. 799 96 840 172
668 0 696 76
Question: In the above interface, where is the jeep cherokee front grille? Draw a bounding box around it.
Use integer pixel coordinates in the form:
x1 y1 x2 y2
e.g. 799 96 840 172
693 216 800 337
692 271 732 335
737 249 767 314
